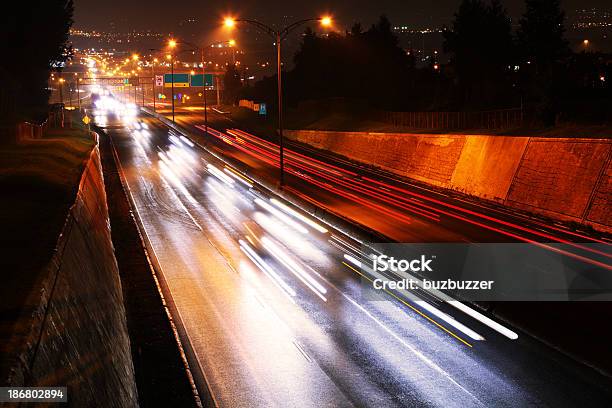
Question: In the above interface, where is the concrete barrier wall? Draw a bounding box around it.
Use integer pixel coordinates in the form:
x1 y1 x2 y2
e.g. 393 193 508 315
506 139 611 220
6 147 139 407
285 129 612 231
293 130 466 187
451 135 529 201
585 158 612 226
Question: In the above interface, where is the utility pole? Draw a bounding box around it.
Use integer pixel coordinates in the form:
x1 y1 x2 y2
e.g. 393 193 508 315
59 78 64 105
216 75 220 106
152 60 156 112
276 32 284 185
171 54 175 122
224 16 332 187
76 78 81 110
201 48 208 134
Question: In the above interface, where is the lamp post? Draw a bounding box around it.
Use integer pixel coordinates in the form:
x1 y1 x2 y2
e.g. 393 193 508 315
152 57 158 112
77 77 81 111
165 39 178 122
224 16 332 186
68 80 73 108
229 39 236 64
58 77 64 105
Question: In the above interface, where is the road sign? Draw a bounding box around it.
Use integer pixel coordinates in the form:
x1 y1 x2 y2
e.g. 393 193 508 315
79 77 124 86
190 74 214 87
121 77 139 86
164 73 189 87
82 115 90 124
259 103 267 116
155 75 164 87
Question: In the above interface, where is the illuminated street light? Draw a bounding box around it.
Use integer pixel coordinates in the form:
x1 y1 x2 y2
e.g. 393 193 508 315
132 54 139 61
166 38 179 121
224 14 333 186
229 39 236 46
58 77 65 105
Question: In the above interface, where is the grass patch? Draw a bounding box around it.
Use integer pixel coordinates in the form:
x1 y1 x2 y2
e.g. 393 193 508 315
0 111 95 322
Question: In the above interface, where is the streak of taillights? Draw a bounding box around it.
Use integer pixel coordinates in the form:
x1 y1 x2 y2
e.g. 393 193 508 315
206 126 610 269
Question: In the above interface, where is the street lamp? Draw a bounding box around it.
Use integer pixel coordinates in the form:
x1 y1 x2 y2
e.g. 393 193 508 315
152 57 159 112
58 77 65 105
224 15 332 186
228 39 237 64
168 39 177 122
77 76 81 110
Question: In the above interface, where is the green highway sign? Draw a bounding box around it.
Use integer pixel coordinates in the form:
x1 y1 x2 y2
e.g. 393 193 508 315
122 77 139 85
164 73 189 87
190 74 214 87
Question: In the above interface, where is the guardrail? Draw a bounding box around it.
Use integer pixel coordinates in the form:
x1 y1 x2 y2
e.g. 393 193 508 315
379 108 523 130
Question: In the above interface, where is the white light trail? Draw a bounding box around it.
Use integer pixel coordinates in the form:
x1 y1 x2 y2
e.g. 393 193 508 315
270 198 328 233
240 240 296 299
262 237 327 301
255 198 308 235
206 164 235 186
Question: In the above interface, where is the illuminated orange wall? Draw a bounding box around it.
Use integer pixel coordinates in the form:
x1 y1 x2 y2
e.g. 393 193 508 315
285 130 612 231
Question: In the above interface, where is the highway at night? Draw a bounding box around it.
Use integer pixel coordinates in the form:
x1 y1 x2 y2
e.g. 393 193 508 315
94 99 612 407
5 1 612 406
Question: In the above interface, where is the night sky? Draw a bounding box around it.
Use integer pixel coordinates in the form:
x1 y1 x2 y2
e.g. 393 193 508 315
74 0 611 32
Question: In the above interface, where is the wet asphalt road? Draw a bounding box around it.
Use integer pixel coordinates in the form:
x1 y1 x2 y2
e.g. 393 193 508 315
97 106 612 408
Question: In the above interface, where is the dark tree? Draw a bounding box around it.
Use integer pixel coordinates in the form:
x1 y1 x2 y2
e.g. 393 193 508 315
0 0 73 136
517 0 570 124
223 63 242 104
443 0 514 109
287 16 413 110
518 0 568 70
